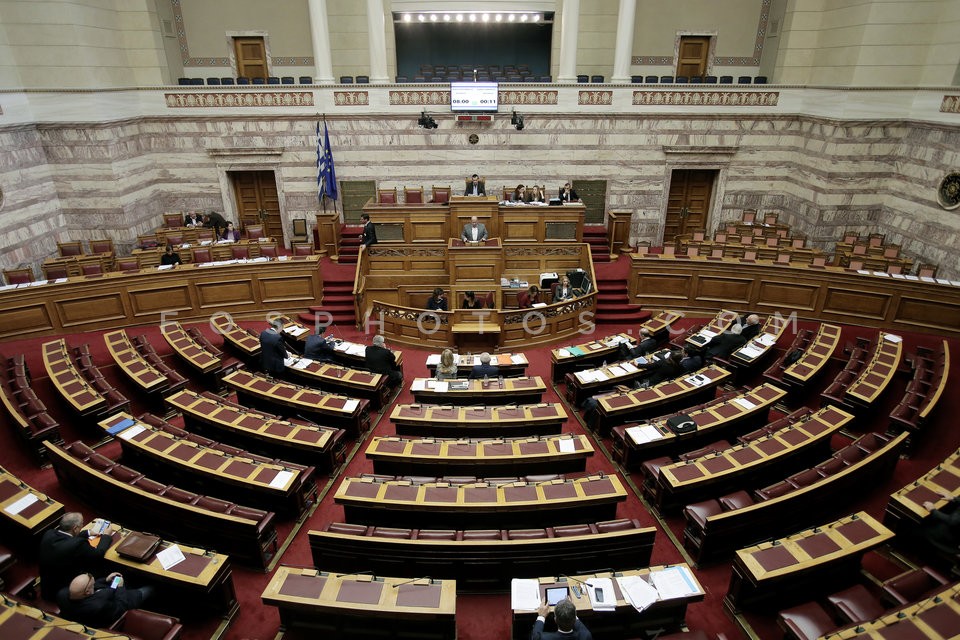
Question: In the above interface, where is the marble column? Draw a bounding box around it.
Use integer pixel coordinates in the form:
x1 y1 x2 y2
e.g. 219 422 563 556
611 0 637 83
366 0 389 83
557 0 581 82
307 0 335 84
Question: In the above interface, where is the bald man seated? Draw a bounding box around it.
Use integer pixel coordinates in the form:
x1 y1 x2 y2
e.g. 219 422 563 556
58 572 154 628
740 314 762 341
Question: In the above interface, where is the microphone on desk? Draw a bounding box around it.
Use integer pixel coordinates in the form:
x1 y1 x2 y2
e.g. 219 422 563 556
392 576 434 587
559 574 593 588
336 570 377 581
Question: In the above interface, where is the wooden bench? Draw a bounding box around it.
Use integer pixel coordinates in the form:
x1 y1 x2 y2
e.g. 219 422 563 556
0 465 64 548
390 402 567 438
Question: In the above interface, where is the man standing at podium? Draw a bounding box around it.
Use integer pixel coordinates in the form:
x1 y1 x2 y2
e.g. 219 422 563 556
465 174 485 196
462 216 488 242
532 598 592 639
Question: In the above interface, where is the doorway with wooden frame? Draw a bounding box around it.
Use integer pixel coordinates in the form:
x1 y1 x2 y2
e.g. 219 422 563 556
676 35 710 78
233 36 268 81
230 170 284 244
664 169 716 243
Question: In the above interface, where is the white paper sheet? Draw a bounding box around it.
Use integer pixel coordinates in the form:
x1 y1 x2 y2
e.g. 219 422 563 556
156 545 186 570
510 578 541 610
342 399 360 412
757 333 777 346
650 566 699 599
558 439 577 453
3 493 38 516
117 424 147 441
587 578 616 611
268 470 294 489
626 425 663 445
732 397 757 410
425 354 441 365
557 349 571 357
607 366 627 377
510 354 526 364
433 381 449 393
621 362 639 373
617 575 659 612
883 333 902 343
410 379 426 391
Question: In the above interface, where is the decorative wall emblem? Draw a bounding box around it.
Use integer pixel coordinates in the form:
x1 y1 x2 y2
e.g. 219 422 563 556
579 91 613 105
941 95 960 114
390 90 449 105
499 90 558 105
632 91 778 107
334 91 369 106
164 92 314 108
937 173 960 210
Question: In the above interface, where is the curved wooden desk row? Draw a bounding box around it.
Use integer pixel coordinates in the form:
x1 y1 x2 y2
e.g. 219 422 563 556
726 314 790 368
82 520 238 617
308 518 655 592
334 474 627 530
884 446 960 534
133 239 277 266
103 329 186 399
627 254 960 337
725 511 893 612
612 383 786 468
652 405 855 513
276 315 405 369
284 356 389 410
41 339 117 418
165 389 344 473
409 376 547 406
389 402 567 438
426 351 529 378
566 348 672 405
366 433 593 476
593 365 734 432
683 309 741 349
830 334 903 411
98 412 317 518
0 597 144 639
261 567 456 640
781 323 843 386
550 331 638 383
210 314 261 360
222 369 370 439
0 355 61 462
45 440 278 570
510 566 705 640
681 431 908 563
0 257 323 340
0 465 63 547
816 582 960 639
160 321 228 375
889 340 950 443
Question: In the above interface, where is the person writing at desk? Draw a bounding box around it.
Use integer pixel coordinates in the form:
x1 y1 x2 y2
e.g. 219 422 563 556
426 287 448 311
160 245 182 267
366 335 403 387
462 216 488 243
220 221 241 242
553 275 576 302
468 352 499 379
518 285 541 308
304 331 336 362
528 185 546 203
359 213 377 246
465 174 485 196
462 290 484 309
39 512 114 601
511 184 527 202
259 319 289 378
532 598 592 640
559 182 580 202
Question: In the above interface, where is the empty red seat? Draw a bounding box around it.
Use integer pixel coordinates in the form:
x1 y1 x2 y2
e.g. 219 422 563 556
683 500 723 528
507 529 548 540
414 529 457 541
133 477 166 493
755 481 796 500
827 583 885 623
109 465 142 483
718 490 754 511
881 566 949 606
778 601 836 640
371 527 413 539
596 519 639 533
788 468 822 488
855 432 889 453
815 457 847 477
462 530 503 541
552 524 594 537
327 522 367 536
194 496 232 513
680 439 731 461
161 486 198 503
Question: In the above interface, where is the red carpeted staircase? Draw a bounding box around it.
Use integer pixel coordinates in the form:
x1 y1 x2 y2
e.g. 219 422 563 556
335 223 364 264
584 224 610 263
298 259 357 327
593 255 651 324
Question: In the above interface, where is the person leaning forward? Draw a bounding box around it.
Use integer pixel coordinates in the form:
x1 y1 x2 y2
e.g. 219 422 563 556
39 512 114 601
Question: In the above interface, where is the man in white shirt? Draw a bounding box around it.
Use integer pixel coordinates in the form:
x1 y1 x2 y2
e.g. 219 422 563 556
461 216 488 242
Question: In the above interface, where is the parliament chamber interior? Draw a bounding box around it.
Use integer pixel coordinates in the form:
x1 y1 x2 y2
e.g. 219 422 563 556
0 1 959 639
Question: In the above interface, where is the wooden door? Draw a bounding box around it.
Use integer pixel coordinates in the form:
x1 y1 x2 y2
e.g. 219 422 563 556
664 170 715 242
232 171 284 242
677 36 710 78
234 37 267 80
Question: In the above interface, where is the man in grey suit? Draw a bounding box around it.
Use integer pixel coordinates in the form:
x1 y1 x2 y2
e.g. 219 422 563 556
259 319 288 377
461 216 488 242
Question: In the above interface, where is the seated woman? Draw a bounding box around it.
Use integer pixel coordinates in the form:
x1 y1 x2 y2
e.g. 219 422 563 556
220 221 241 242
462 290 484 309
517 285 541 308
553 275 576 301
426 287 448 311
527 184 546 203
436 348 458 380
160 245 182 267
511 184 527 202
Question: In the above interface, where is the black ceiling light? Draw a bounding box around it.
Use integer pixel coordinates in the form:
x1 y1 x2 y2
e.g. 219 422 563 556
418 111 438 129
511 111 524 130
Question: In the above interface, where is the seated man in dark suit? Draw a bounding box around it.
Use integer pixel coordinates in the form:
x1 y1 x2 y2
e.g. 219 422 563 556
679 344 704 373
922 491 960 556
704 324 746 361
618 327 658 360
465 174 485 196
558 182 580 202
365 335 403 386
303 332 336 362
643 349 685 385
517 285 541 308
258 319 288 377
532 597 592 640
39 512 113 601
740 314 762 341
58 572 154 629
183 211 202 227
468 352 500 379
426 288 448 311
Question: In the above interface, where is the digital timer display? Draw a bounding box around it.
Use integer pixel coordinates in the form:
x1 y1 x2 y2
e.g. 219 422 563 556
450 82 499 112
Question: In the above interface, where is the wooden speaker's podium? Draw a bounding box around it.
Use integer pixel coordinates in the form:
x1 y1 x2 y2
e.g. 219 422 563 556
448 237 503 283
448 237 502 352
450 195 498 239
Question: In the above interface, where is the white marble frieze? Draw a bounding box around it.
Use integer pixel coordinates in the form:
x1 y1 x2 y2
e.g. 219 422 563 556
633 91 778 106
334 91 369 106
164 91 314 108
941 95 960 114
390 90 449 105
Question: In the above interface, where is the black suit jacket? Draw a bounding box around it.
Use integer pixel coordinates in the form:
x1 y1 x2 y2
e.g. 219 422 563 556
740 322 761 341
259 329 287 376
465 183 486 196
58 579 148 628
469 363 500 379
365 344 399 375
361 222 378 246
559 188 580 202
426 296 448 311
530 618 593 640
706 332 747 359
304 335 335 361
39 529 111 600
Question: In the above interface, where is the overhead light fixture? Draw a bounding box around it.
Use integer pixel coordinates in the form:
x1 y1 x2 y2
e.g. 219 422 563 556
418 111 438 129
511 111 524 131
443 14 450 21
508 14 515 22
495 14 503 22
482 13 489 22
532 14 540 22
520 14 528 22
456 14 463 22
429 14 437 22
403 14 411 22
417 14 425 22
469 14 477 22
